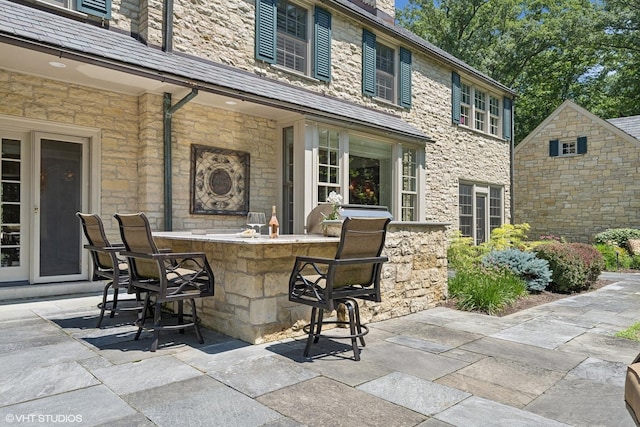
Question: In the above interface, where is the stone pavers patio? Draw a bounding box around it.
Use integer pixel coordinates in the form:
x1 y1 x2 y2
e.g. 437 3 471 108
0 272 639 426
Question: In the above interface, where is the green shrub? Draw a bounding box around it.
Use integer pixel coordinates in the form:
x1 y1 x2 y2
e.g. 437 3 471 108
447 230 487 270
534 243 605 293
594 228 640 247
485 223 530 251
448 268 527 315
482 249 552 292
595 243 633 270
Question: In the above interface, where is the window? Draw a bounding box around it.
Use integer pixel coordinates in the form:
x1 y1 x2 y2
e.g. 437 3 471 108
277 1 307 73
489 96 500 136
376 43 395 102
452 72 512 141
549 137 588 157
362 30 412 108
460 83 470 126
459 183 503 245
401 147 417 221
314 126 422 220
256 1 332 81
317 128 341 202
40 0 111 17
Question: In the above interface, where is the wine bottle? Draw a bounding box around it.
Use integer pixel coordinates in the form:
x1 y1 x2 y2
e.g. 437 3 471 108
269 205 279 238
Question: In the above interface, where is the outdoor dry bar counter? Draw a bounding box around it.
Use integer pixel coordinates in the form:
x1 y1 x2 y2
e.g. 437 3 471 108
153 221 449 344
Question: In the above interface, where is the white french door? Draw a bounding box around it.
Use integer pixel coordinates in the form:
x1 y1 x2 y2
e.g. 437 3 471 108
0 131 29 283
31 132 89 284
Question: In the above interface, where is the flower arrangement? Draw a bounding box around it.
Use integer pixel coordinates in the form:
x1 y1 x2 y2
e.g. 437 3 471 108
323 191 343 220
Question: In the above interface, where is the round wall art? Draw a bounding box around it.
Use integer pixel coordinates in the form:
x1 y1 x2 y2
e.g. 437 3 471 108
190 145 250 215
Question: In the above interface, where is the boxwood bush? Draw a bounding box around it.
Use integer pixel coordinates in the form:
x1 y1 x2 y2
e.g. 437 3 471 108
482 249 552 292
534 243 604 293
594 228 640 247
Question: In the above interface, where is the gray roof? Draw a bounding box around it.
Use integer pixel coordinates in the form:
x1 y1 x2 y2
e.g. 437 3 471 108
0 0 430 141
329 0 516 96
608 116 640 141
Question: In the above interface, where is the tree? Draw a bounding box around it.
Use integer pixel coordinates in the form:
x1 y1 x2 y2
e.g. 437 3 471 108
397 0 637 144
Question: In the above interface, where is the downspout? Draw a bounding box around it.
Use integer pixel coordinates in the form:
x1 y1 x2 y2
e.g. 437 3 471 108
162 0 173 52
163 89 198 230
510 101 515 225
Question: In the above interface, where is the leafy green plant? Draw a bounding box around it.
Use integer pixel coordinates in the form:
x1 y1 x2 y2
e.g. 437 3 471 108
447 230 487 270
615 322 640 342
594 228 640 247
485 223 530 251
482 249 552 292
534 243 604 293
448 268 527 315
595 243 633 271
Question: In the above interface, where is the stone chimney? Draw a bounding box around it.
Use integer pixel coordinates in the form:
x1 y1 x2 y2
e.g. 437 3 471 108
349 0 396 24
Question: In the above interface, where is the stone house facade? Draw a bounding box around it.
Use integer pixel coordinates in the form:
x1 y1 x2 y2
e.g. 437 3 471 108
514 100 640 243
0 0 514 293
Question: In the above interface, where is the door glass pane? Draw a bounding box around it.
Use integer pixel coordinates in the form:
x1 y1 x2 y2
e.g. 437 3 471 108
40 139 82 277
1 139 21 268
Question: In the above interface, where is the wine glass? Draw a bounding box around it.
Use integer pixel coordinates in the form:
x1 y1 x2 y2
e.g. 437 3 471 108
246 212 266 237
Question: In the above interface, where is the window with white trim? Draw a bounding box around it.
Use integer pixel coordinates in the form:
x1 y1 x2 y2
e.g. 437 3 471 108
460 83 471 126
453 74 506 139
40 0 111 18
317 128 341 202
277 0 308 73
474 90 486 132
489 96 500 136
376 43 395 102
561 141 576 155
401 147 418 221
256 1 332 81
459 182 503 245
313 126 423 220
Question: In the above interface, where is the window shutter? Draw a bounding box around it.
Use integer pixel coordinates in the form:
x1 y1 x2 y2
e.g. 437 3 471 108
549 139 559 157
577 136 587 154
362 29 376 97
399 47 412 108
503 97 513 141
314 7 332 82
451 72 461 124
255 0 277 64
76 0 111 18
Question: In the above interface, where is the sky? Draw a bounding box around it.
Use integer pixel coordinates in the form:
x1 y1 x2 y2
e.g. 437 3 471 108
395 0 410 10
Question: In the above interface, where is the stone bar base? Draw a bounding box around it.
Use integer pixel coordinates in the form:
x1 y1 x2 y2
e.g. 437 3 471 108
154 221 448 344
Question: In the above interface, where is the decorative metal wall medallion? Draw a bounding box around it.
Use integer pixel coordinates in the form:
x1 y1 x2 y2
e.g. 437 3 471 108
190 145 250 215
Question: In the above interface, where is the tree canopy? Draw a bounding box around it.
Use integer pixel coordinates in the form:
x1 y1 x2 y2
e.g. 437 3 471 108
397 0 640 144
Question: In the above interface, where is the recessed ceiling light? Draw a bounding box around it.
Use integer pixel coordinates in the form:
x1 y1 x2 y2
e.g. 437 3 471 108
224 100 237 105
48 61 66 68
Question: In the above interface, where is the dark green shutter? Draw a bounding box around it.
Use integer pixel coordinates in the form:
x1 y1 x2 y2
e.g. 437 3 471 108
314 7 332 82
577 136 587 154
76 0 111 18
362 29 376 97
549 139 559 157
503 97 512 141
399 47 412 108
451 72 461 124
255 0 277 64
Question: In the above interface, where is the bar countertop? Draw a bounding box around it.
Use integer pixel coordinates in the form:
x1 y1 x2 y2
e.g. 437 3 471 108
152 231 340 244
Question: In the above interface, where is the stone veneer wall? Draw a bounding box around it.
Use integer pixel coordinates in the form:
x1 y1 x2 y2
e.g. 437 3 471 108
0 70 140 238
155 222 448 344
155 0 511 228
0 70 278 237
514 105 640 242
